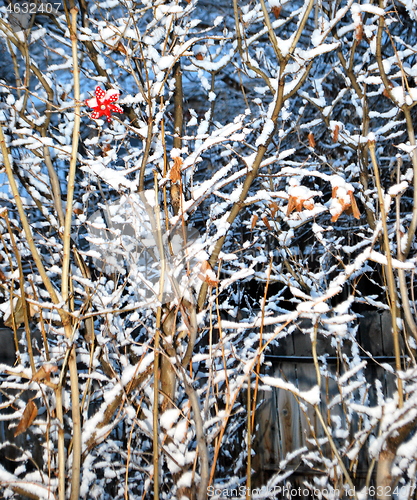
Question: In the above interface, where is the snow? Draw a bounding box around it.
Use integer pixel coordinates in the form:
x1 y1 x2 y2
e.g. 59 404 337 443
262 377 320 405
157 55 175 70
255 119 275 146
369 250 415 269
160 408 181 430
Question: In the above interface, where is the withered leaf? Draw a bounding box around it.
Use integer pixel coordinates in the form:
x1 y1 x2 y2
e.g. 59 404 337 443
332 124 340 143
198 261 219 286
32 364 58 383
262 215 272 230
169 157 182 183
271 6 281 19
4 296 25 329
14 400 37 437
269 202 278 218
115 41 127 55
349 191 361 219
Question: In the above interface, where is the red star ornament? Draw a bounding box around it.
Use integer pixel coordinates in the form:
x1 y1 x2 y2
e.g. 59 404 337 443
85 86 123 122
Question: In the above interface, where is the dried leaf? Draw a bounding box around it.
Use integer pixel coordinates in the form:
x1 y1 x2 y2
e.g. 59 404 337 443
200 261 211 273
332 125 340 143
269 202 278 218
308 132 316 148
331 210 342 223
100 143 113 158
195 53 204 61
14 400 37 437
73 208 84 215
4 296 25 329
355 14 363 41
286 196 297 216
115 41 127 55
32 364 58 383
303 199 315 210
198 261 219 286
262 215 272 230
251 214 258 230
349 191 361 219
170 157 182 183
271 6 281 18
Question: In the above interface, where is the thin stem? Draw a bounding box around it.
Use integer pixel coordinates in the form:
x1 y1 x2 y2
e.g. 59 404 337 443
65 7 82 500
0 126 62 307
246 376 252 500
314 405 358 498
368 140 403 408
153 170 165 499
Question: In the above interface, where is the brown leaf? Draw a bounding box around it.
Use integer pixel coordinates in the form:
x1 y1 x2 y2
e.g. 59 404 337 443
101 143 112 156
115 41 127 55
14 400 37 437
262 215 272 230
4 296 25 329
355 14 363 41
73 208 84 215
332 125 340 143
251 214 258 230
303 199 315 210
198 261 219 286
269 202 278 218
271 6 282 18
383 89 390 98
32 364 58 383
308 132 316 148
0 269 7 282
170 157 182 183
349 191 360 219
195 53 204 61
286 196 297 216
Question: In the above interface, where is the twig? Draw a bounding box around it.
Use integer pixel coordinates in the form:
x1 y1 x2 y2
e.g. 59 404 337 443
368 139 403 408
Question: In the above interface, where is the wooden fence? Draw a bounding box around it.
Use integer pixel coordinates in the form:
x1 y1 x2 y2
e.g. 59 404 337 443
253 311 399 489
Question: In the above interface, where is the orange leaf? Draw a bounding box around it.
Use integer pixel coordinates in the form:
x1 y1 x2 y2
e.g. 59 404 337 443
170 157 182 183
198 261 219 286
195 53 204 61
332 125 340 143
303 199 315 210
349 191 360 219
331 209 343 223
269 201 278 218
251 214 258 230
286 196 297 216
262 215 272 230
308 132 316 148
14 400 37 437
